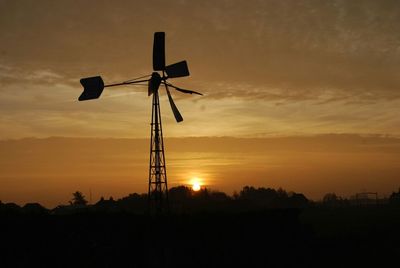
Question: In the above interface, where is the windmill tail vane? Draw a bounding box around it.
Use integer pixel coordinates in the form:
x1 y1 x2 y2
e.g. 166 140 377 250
78 32 202 213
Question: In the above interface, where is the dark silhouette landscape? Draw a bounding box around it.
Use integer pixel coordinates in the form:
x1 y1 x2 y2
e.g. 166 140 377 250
1 186 400 267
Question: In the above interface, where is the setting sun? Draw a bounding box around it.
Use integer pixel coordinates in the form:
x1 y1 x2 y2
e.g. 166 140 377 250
190 178 202 191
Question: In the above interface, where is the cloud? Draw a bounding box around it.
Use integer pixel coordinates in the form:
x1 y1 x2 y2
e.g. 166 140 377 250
0 1 400 138
1 0 400 102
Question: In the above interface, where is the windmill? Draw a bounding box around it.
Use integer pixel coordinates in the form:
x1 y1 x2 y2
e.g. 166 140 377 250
78 32 202 213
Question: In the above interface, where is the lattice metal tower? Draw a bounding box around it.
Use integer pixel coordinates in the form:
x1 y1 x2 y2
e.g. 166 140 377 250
148 89 169 213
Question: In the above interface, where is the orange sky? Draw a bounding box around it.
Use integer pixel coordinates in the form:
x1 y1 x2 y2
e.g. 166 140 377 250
0 1 399 206
1 135 399 207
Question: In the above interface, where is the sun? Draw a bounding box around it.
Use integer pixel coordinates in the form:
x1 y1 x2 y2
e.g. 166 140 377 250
190 178 202 191
192 182 201 191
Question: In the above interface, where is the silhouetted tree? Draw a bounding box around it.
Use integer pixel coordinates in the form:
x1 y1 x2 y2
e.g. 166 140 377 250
169 186 192 202
209 191 230 202
235 186 309 209
322 193 343 207
116 193 147 213
289 193 308 208
22 203 48 215
277 188 289 199
323 193 338 202
389 188 400 206
239 186 278 208
70 191 88 206
0 202 21 214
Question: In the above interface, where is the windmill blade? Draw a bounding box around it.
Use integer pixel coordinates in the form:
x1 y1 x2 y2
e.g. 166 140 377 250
79 76 104 101
165 82 203 95
165 61 190 78
165 85 183 122
153 32 165 71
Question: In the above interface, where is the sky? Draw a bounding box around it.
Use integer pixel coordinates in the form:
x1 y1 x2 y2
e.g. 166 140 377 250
0 0 400 206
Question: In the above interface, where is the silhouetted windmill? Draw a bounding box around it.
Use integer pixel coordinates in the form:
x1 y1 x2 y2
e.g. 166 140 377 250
78 32 202 213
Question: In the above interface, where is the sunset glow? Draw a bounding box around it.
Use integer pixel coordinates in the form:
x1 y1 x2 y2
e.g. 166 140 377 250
0 1 399 207
190 178 202 191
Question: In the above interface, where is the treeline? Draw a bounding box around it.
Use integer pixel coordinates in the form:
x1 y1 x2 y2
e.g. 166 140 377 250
1 186 400 215
0 186 308 215
57 186 309 214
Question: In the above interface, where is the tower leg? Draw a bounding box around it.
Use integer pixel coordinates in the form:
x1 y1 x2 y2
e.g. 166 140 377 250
148 91 169 213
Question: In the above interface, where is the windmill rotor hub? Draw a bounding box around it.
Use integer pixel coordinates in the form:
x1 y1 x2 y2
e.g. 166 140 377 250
148 72 162 96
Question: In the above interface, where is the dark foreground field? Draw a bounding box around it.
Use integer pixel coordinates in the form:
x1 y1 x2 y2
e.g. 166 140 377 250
1 207 400 267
